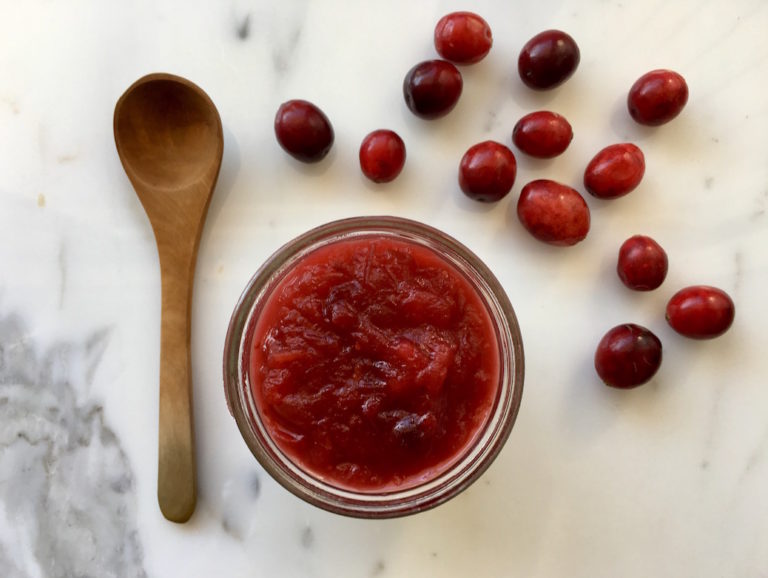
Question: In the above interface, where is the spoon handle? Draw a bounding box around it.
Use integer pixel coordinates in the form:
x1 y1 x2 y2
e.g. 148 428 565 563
156 234 199 523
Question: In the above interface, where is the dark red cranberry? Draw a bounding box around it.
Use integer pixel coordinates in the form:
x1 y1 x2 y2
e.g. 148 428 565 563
403 60 463 119
274 99 334 163
517 179 590 246
617 235 668 291
594 324 662 389
434 11 493 64
518 30 580 90
666 286 735 339
459 141 517 202
359 130 406 183
628 70 689 126
512 111 573 158
584 143 645 199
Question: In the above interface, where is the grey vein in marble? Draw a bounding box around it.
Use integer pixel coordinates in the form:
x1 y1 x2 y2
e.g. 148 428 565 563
235 13 251 41
269 0 308 75
371 559 386 576
740 424 768 482
300 524 314 549
733 251 744 295
0 314 146 578
751 189 768 221
218 469 263 541
57 243 66 310
272 26 303 75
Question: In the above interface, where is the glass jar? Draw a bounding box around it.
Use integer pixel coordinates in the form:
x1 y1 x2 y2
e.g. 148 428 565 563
223 216 524 518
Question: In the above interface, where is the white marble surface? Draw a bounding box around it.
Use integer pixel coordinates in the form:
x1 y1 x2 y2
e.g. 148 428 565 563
1 0 767 576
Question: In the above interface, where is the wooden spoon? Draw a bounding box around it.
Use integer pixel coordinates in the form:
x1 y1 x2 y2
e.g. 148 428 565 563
113 73 223 523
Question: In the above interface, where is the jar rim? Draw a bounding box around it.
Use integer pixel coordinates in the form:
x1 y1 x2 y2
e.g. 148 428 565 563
223 216 524 518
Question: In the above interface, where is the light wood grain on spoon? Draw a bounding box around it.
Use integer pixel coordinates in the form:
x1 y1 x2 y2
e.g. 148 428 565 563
114 73 223 523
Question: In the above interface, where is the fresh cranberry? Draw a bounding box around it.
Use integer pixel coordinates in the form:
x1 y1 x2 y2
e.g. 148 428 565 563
458 141 517 202
359 130 406 183
518 30 580 90
628 70 689 126
274 99 334 163
617 235 668 291
516 179 590 246
666 286 735 339
584 143 645 199
512 111 573 158
594 324 662 389
403 60 463 119
434 11 493 64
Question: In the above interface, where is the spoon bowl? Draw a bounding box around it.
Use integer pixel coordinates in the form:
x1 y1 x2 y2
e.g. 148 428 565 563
115 77 222 189
114 73 223 523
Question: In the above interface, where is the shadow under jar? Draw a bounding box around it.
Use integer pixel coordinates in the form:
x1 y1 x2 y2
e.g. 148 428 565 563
223 216 524 518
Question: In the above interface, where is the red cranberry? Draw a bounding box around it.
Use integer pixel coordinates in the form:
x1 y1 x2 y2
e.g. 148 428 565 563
617 235 668 291
594 324 662 389
584 143 645 199
512 111 573 158
274 99 334 163
517 179 590 246
359 130 406 183
628 69 689 126
518 30 580 90
459 141 517 202
403 60 463 119
434 11 493 64
666 286 735 339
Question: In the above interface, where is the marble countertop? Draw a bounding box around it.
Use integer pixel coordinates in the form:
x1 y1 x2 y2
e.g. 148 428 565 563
2 0 767 576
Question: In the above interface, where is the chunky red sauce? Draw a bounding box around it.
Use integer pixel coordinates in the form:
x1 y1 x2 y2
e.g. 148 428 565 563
249 236 499 490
